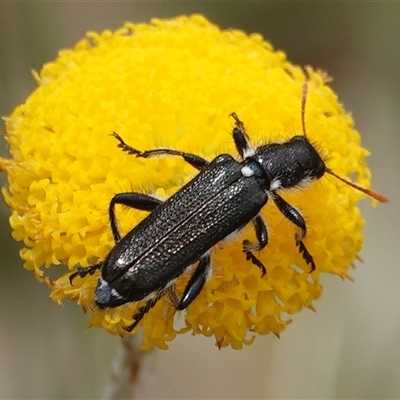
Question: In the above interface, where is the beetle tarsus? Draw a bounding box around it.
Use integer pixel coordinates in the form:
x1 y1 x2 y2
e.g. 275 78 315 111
69 263 102 285
124 294 162 332
243 246 267 277
297 241 316 272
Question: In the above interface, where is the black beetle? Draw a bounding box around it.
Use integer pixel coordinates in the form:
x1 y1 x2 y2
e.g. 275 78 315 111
70 84 387 331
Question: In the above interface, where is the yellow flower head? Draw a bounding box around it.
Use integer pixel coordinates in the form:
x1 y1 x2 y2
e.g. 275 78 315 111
1 15 387 350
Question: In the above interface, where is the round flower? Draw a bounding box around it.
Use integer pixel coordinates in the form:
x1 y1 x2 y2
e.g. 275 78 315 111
0 15 384 350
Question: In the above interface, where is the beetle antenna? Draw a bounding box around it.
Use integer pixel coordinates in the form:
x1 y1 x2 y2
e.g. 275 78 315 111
301 82 308 137
325 168 388 203
301 82 388 203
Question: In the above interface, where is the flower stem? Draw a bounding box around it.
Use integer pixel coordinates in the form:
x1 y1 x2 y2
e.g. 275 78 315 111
102 333 154 400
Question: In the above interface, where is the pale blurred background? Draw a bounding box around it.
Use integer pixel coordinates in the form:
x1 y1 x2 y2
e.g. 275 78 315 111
0 2 399 399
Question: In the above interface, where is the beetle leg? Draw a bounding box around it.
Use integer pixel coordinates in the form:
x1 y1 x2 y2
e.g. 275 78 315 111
70 194 161 285
112 132 209 170
124 291 165 332
109 192 163 243
230 112 254 160
243 215 268 276
271 193 316 272
69 262 102 285
176 254 211 310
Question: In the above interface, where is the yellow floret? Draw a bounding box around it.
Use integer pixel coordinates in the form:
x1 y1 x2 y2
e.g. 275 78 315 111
0 14 378 349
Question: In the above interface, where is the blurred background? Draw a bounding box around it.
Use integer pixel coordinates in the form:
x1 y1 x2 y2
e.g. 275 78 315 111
0 2 399 399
